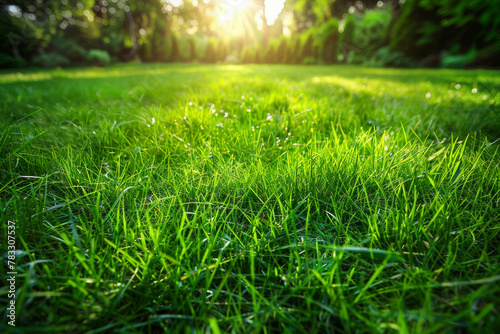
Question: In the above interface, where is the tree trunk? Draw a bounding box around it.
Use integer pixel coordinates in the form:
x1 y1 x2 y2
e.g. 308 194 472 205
127 11 141 63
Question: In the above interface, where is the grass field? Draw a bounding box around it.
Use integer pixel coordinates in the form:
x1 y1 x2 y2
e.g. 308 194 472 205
1 64 500 333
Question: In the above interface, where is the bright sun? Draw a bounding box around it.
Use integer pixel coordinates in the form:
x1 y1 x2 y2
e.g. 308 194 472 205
219 0 286 26
216 0 287 37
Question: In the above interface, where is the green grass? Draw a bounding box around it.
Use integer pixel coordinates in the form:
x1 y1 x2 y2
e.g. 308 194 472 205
1 64 500 333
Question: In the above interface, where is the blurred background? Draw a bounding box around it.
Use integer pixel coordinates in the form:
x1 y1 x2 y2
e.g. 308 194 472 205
1 0 499 69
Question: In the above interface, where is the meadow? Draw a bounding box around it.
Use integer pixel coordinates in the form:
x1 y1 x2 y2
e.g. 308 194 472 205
1 64 500 333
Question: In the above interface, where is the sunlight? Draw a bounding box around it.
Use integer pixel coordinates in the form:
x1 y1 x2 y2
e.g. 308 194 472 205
216 0 286 33
265 0 286 25
216 0 254 36
218 9 234 23
223 0 249 10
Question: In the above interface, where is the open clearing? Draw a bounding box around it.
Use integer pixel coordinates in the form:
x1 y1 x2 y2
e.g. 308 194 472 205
1 64 500 332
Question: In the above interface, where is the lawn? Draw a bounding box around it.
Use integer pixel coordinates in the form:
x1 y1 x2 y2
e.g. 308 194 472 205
1 64 500 333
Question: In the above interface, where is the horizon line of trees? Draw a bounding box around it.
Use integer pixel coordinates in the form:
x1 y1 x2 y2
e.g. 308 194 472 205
1 0 499 69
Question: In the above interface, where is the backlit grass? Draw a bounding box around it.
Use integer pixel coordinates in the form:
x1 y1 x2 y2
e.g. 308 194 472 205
1 64 500 333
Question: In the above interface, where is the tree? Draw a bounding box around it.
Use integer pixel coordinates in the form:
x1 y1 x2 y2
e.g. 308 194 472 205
389 0 500 63
217 40 228 62
263 43 276 63
276 38 288 63
301 34 314 63
203 38 217 63
320 18 339 64
170 34 179 62
188 37 198 61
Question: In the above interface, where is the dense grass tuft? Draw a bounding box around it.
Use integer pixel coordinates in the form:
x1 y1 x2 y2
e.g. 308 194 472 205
1 64 499 332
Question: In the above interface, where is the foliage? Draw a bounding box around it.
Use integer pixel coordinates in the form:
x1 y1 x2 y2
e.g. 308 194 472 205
0 53 27 68
390 0 443 59
285 37 302 64
339 13 356 62
276 38 287 64
0 12 46 62
150 24 169 62
263 42 276 64
419 0 500 45
217 40 228 62
51 36 88 64
254 45 263 64
187 37 198 61
319 18 339 64
240 46 255 63
0 0 498 69
202 38 217 63
87 49 111 67
343 8 392 64
389 0 500 63
32 52 70 68
170 35 180 62
301 34 315 63
362 46 414 67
